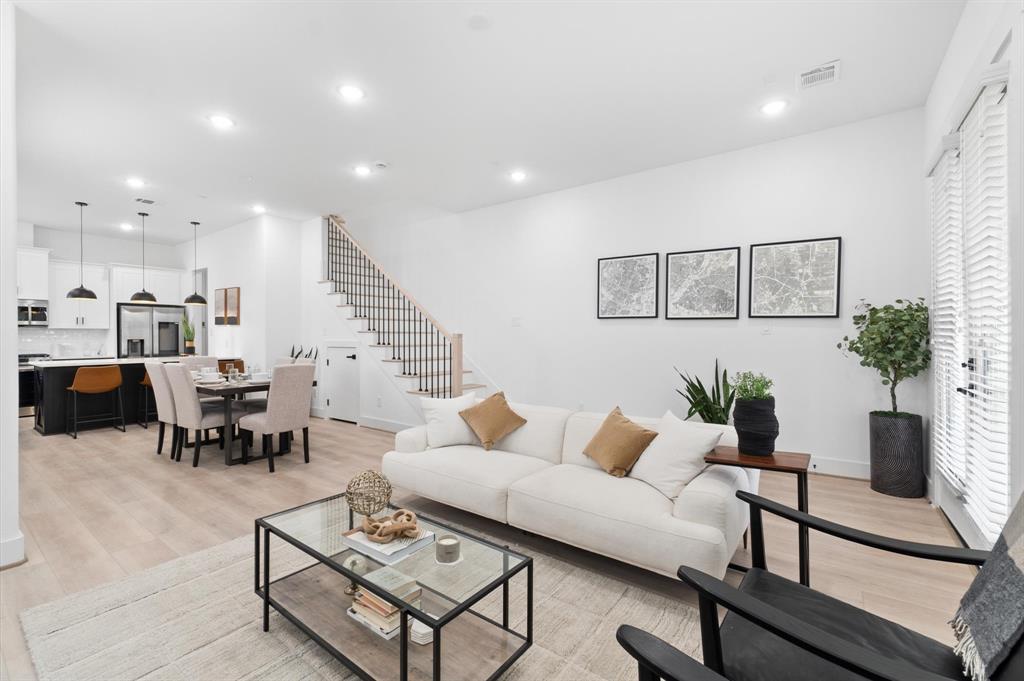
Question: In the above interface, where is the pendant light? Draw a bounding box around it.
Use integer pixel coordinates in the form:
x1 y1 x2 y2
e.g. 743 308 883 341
184 221 207 306
66 201 97 300
130 211 157 303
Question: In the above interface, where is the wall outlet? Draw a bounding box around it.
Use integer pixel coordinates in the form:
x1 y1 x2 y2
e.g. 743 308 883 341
761 327 773 336
376 396 383 408
511 317 522 327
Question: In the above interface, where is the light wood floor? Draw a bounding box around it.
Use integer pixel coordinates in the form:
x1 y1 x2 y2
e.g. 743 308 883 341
0 416 974 680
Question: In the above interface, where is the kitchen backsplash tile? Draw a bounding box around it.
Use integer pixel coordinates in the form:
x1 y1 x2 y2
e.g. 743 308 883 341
18 327 110 358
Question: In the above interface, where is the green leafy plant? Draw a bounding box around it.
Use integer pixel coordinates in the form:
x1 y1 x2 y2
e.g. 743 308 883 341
733 371 774 400
182 315 195 342
675 360 735 424
837 298 930 415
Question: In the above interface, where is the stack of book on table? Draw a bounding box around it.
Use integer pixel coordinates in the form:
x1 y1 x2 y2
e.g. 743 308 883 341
347 566 422 641
341 527 435 565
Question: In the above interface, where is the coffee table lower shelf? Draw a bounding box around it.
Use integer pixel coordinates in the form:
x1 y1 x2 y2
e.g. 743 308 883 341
257 561 530 681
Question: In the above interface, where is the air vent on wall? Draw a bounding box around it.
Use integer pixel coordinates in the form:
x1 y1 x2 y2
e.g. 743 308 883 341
134 197 156 205
798 60 840 89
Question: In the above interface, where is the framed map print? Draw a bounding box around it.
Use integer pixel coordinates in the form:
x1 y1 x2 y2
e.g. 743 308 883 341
597 253 659 319
665 247 740 319
749 237 841 317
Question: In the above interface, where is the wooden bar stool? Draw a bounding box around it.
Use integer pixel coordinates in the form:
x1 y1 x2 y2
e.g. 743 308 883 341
65 365 127 439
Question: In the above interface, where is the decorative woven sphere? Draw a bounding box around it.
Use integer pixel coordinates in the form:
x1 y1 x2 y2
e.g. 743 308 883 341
346 471 392 517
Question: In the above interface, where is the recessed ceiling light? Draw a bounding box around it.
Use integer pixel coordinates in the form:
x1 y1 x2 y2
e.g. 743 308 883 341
120 222 133 231
252 204 266 214
759 99 788 116
125 177 146 189
339 85 365 103
207 114 235 130
508 169 527 184
353 165 372 177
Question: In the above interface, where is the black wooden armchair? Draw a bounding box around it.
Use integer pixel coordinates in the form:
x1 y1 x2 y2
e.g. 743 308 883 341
616 490 1024 681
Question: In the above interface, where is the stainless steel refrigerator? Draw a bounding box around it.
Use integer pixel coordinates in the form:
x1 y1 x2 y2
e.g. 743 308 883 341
117 304 187 358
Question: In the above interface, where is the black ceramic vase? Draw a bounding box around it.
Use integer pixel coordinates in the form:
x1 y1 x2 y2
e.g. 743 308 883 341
869 412 924 498
733 397 779 456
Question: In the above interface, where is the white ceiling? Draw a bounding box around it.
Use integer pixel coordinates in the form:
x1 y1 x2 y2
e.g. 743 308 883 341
16 0 964 244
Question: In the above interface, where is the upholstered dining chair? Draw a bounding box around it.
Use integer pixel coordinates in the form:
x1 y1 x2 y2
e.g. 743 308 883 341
614 490 1024 681
164 363 245 467
274 357 295 366
218 358 245 374
238 363 315 472
179 355 219 372
145 362 179 457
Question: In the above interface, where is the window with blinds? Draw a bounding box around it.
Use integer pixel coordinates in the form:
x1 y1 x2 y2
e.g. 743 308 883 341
929 81 1012 545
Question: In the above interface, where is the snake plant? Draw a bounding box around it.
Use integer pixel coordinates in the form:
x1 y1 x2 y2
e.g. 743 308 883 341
675 360 735 425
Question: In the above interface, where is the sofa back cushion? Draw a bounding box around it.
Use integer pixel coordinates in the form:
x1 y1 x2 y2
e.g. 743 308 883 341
494 402 573 464
562 411 660 469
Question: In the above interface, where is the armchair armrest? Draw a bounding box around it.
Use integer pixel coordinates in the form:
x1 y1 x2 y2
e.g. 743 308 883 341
616 625 726 681
737 491 989 566
394 425 428 453
678 567 957 681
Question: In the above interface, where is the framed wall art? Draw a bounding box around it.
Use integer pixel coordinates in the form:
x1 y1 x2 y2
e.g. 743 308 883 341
213 287 241 325
597 253 659 319
665 247 740 319
749 237 841 318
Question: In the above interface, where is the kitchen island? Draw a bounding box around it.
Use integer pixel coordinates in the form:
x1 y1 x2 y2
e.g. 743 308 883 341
29 357 247 436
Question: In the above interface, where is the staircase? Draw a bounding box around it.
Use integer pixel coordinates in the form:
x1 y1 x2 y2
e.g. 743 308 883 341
322 215 485 398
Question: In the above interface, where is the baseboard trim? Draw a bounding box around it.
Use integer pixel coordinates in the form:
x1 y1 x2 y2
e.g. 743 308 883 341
357 416 416 433
0 532 25 569
809 456 869 480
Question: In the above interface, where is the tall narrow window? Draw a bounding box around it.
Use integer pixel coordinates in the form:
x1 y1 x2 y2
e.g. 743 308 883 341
930 81 1011 545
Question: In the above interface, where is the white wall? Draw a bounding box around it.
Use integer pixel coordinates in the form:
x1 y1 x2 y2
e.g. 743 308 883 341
1 0 24 566
348 109 931 477
31 225 183 269
923 0 1023 542
190 214 302 370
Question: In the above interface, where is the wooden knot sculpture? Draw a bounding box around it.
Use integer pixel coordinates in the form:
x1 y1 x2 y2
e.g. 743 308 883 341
362 509 420 544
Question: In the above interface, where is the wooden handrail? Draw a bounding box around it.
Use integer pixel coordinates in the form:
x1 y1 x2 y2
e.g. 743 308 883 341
326 215 454 340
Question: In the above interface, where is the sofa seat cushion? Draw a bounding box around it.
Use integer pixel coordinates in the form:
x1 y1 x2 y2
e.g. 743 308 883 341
721 568 961 681
507 465 733 577
381 446 552 523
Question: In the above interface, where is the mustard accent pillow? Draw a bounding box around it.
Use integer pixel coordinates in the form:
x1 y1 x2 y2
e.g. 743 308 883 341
583 407 658 477
459 392 527 450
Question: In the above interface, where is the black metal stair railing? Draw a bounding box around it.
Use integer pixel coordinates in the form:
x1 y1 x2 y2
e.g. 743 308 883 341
324 215 463 398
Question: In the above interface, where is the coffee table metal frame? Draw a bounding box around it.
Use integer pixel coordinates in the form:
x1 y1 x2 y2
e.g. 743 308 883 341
255 493 533 681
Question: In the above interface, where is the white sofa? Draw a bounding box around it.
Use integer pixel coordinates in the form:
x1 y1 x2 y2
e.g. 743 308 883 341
381 403 758 578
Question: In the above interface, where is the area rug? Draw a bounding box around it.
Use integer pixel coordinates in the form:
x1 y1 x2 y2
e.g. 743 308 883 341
20 526 702 681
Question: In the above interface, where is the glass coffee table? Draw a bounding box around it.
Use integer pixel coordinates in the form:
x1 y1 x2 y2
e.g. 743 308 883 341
255 493 533 681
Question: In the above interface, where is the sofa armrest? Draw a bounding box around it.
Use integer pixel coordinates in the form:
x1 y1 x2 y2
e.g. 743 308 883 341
395 425 428 453
673 465 752 550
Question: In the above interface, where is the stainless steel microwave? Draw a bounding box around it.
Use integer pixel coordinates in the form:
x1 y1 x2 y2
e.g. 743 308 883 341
17 300 48 327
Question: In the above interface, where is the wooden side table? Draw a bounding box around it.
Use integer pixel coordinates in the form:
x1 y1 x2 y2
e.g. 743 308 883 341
705 445 813 585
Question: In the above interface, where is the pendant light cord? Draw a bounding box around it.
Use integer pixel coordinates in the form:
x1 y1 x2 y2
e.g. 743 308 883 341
79 203 84 285
193 222 198 293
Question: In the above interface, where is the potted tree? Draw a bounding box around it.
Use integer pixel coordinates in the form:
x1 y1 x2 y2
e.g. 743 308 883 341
182 315 197 355
732 371 778 456
838 298 930 497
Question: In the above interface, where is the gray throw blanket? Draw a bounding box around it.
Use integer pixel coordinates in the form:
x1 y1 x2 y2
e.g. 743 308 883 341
952 493 1024 680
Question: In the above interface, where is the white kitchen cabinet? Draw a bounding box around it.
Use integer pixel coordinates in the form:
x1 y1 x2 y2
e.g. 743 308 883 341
16 248 49 300
48 261 110 329
111 265 182 305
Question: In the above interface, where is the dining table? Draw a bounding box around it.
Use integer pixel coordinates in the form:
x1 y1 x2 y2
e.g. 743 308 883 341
195 378 317 466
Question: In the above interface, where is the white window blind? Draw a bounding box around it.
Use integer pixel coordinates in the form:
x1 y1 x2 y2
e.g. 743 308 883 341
930 81 1012 544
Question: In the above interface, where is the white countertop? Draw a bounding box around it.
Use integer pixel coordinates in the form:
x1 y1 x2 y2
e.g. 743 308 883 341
29 356 185 368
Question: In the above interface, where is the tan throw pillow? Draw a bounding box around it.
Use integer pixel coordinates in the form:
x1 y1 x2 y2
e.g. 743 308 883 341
584 407 658 477
459 392 527 450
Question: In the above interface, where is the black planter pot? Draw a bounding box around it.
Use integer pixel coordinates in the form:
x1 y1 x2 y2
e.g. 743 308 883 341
733 397 779 456
183 344 196 355
869 412 924 498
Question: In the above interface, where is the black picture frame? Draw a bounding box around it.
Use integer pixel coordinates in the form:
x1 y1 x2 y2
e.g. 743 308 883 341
748 236 842 318
665 246 741 320
597 252 659 319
